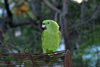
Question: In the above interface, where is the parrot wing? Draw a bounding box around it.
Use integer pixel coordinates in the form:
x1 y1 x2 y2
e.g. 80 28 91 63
41 30 47 52
41 30 47 43
41 31 44 42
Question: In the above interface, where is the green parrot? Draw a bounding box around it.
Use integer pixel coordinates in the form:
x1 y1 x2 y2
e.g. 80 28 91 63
41 20 62 53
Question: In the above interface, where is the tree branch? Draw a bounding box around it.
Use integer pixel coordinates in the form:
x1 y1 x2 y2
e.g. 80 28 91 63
69 4 100 30
9 21 42 32
4 0 12 18
43 0 61 13
10 20 42 31
4 0 13 27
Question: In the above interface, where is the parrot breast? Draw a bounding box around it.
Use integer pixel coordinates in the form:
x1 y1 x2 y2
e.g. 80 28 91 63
42 30 60 53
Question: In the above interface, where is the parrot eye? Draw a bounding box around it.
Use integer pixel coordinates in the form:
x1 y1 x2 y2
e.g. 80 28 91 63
47 22 49 24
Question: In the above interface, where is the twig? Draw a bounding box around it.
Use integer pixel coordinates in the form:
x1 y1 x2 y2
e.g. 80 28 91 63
43 0 61 13
31 0 36 13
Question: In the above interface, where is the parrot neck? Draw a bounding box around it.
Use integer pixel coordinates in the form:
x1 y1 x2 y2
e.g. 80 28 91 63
47 26 59 32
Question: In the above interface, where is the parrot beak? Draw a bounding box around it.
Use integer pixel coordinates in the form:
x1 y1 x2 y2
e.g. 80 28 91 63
42 24 45 28
42 24 46 29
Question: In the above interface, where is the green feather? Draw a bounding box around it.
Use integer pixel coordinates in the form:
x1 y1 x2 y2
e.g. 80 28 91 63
41 20 62 53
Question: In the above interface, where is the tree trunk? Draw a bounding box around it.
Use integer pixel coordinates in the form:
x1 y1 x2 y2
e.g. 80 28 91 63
62 0 71 50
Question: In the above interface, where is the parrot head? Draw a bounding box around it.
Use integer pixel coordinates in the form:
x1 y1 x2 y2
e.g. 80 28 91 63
42 20 59 30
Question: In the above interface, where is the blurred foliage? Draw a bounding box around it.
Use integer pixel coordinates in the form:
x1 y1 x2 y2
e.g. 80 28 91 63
0 0 100 67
